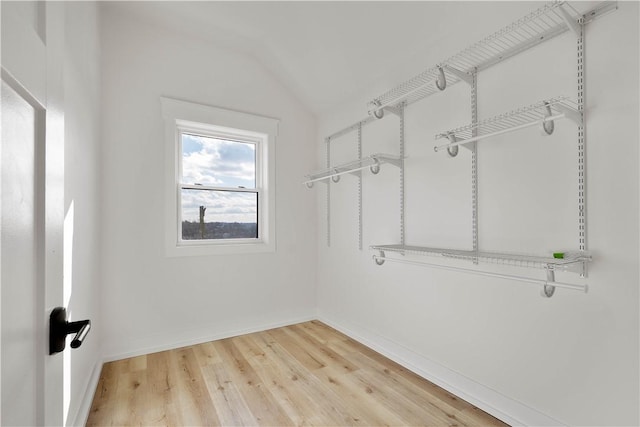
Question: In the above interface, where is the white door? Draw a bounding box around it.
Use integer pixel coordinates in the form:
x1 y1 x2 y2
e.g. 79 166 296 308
1 2 65 425
1 78 45 426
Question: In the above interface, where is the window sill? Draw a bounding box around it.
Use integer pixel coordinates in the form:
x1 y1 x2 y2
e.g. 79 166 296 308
166 240 275 257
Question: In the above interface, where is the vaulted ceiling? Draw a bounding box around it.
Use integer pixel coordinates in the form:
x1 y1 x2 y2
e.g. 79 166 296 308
103 1 597 115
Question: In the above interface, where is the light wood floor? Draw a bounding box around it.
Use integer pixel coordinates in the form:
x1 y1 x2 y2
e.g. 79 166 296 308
87 321 507 426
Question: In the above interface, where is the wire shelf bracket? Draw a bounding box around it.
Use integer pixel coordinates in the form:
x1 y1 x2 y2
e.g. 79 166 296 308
439 65 474 88
434 97 582 153
558 3 582 37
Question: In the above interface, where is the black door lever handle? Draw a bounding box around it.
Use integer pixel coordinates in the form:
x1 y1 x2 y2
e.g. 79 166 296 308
49 307 91 355
67 319 91 348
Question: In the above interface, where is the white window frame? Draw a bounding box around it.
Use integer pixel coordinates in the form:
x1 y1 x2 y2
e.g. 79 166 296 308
161 97 277 256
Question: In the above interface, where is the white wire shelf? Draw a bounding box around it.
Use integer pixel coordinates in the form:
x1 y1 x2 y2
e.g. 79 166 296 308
304 153 401 187
434 97 581 153
367 1 582 115
370 244 591 271
370 244 591 296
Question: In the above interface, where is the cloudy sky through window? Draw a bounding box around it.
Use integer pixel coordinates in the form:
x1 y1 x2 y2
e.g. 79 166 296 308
181 133 257 223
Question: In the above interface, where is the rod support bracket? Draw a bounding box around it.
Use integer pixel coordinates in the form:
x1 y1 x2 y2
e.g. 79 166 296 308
369 100 385 119
541 269 556 298
374 251 386 265
435 66 447 91
369 158 381 174
446 133 459 157
542 101 555 135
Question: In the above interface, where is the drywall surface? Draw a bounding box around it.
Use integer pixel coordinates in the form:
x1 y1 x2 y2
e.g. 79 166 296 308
316 2 639 426
63 2 104 425
100 6 317 359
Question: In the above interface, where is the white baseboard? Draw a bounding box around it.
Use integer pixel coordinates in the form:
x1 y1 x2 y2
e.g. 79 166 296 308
70 359 103 427
103 313 317 363
318 312 564 427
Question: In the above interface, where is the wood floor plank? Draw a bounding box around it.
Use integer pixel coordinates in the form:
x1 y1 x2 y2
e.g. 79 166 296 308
265 327 327 371
252 330 375 426
110 370 146 425
295 320 334 345
192 340 223 366
241 333 361 426
171 348 220 425
344 349 475 418
456 406 509 427
128 355 147 372
313 363 409 426
307 320 357 347
328 335 477 413
145 351 180 426
346 355 464 426
200 362 259 426
286 324 359 374
87 362 120 425
86 321 508 427
214 337 295 426
234 335 320 426
348 367 447 426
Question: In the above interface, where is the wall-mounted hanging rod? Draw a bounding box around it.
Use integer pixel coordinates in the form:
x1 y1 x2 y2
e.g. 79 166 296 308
371 254 588 296
435 114 565 153
305 166 363 187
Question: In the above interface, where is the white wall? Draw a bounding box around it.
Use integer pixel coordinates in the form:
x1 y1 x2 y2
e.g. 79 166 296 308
63 2 103 425
316 2 639 426
99 5 317 359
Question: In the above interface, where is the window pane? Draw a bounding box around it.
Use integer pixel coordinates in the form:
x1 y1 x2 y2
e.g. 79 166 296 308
181 133 256 188
181 188 258 240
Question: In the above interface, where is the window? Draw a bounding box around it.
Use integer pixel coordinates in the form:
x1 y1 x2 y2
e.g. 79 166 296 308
161 97 277 256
